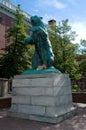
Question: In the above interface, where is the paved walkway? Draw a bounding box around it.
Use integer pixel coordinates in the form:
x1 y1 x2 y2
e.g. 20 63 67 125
0 103 86 130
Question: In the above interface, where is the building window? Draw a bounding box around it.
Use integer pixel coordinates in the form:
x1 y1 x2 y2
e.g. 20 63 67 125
0 17 3 24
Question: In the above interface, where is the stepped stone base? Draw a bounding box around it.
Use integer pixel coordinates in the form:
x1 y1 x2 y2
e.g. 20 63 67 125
8 73 76 123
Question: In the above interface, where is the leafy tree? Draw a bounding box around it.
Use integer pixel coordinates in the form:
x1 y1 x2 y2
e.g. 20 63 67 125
0 5 33 78
80 54 86 75
48 19 80 79
80 39 86 54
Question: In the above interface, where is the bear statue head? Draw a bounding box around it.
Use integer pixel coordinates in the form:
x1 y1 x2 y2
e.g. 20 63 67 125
30 15 45 30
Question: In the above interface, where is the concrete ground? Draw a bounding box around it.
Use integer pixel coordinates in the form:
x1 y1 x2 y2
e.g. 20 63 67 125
0 103 86 130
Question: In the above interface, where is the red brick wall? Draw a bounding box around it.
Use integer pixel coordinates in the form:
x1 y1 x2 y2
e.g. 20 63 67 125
0 12 14 54
0 97 11 108
72 93 86 103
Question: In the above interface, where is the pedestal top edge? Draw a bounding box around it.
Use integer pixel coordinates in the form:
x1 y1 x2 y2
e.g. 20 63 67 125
14 73 69 79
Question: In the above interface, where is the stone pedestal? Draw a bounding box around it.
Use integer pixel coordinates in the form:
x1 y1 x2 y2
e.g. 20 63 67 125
0 78 8 97
9 73 76 123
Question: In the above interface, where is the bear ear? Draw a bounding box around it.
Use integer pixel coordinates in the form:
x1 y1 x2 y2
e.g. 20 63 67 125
40 17 43 20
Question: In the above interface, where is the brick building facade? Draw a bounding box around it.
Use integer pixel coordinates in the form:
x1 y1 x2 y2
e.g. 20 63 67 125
0 12 13 54
0 0 30 54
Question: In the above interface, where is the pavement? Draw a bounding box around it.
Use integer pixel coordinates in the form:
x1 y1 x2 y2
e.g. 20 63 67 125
0 103 86 130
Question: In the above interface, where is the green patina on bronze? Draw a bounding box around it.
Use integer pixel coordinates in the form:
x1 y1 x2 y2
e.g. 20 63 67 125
23 67 61 74
23 15 61 74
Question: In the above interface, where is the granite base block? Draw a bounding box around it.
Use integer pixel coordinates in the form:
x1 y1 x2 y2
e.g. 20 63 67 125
8 108 76 124
8 73 76 123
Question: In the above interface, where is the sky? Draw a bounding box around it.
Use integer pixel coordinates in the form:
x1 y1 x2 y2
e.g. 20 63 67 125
11 0 86 43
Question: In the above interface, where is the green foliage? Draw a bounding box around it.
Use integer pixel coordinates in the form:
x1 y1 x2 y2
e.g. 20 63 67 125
0 5 33 78
72 84 80 92
80 39 86 54
80 54 86 75
48 19 81 79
